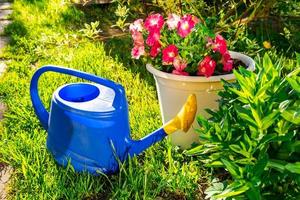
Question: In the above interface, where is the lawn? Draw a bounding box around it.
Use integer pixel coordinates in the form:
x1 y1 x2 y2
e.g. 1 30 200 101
0 0 206 199
0 0 299 199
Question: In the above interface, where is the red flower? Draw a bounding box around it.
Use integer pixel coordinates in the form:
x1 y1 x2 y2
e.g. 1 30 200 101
221 51 233 72
177 14 199 38
197 56 216 77
223 59 233 72
150 42 161 58
162 45 178 64
215 35 227 54
222 51 231 61
144 13 164 31
131 45 145 59
208 34 227 55
146 29 161 46
172 70 189 76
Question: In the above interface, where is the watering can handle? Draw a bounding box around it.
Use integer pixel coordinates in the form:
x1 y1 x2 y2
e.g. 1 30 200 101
30 65 125 130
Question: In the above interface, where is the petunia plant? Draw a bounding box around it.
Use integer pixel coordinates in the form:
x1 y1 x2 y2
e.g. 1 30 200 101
129 13 234 77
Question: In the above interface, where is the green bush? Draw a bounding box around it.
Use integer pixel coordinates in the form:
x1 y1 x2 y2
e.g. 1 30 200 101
187 53 300 199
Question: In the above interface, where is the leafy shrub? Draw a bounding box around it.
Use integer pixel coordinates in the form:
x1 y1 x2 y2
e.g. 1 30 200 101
187 53 300 199
79 21 102 39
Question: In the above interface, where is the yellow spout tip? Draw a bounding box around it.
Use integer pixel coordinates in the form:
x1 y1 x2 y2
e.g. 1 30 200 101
178 94 197 132
163 94 197 134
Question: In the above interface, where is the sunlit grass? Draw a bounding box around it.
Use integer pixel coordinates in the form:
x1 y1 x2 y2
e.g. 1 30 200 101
0 0 207 199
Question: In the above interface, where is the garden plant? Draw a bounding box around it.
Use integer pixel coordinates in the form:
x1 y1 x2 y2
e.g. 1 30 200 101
0 0 299 199
129 13 236 77
187 54 300 199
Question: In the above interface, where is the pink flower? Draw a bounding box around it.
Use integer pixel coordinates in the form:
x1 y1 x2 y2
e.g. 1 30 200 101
223 59 233 72
215 35 227 54
177 14 199 38
222 51 231 61
131 30 144 46
162 45 178 64
222 51 233 72
129 19 144 33
150 42 161 58
173 57 187 71
191 15 200 24
206 37 214 48
144 13 164 31
146 29 161 46
166 13 180 30
131 45 145 59
208 34 227 55
172 70 189 76
172 57 188 76
197 56 216 77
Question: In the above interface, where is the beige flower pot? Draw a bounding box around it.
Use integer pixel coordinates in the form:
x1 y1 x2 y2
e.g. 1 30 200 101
146 51 255 149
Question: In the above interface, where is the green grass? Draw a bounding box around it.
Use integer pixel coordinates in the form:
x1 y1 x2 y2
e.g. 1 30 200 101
0 0 207 199
0 1 298 199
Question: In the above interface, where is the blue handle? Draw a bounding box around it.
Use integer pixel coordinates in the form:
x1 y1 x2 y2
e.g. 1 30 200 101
30 65 125 130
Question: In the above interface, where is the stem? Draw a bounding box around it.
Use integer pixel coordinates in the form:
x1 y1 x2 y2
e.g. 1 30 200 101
179 0 183 15
188 2 205 25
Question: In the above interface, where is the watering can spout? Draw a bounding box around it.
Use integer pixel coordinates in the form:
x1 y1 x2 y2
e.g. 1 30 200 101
128 94 197 156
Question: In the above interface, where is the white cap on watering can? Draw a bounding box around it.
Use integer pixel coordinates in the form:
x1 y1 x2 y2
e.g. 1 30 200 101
53 83 116 112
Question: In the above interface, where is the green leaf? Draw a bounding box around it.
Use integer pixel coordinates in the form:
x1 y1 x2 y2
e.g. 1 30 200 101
233 70 254 97
235 158 256 165
296 52 300 68
263 53 274 75
255 82 270 100
286 76 300 93
197 116 210 129
229 87 249 102
253 154 268 177
185 145 204 155
215 181 250 198
251 107 262 128
261 110 280 130
281 107 300 125
229 144 250 158
234 104 257 128
267 159 287 172
246 185 262 200
285 162 300 174
205 161 223 167
221 158 242 179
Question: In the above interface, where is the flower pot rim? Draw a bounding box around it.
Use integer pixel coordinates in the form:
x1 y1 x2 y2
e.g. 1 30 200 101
146 51 255 83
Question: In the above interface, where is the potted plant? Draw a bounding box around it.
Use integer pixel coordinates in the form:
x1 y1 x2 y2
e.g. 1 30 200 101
129 13 255 149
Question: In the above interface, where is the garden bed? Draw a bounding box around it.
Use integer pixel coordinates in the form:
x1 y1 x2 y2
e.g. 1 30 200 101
0 0 205 199
0 0 299 199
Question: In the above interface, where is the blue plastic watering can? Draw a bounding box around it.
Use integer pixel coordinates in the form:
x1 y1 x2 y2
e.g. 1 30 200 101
30 65 197 174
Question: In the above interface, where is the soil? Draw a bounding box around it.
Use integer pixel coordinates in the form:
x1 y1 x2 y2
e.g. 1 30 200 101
83 183 111 200
0 102 7 120
233 59 247 69
0 162 7 172
156 189 186 200
195 177 210 200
